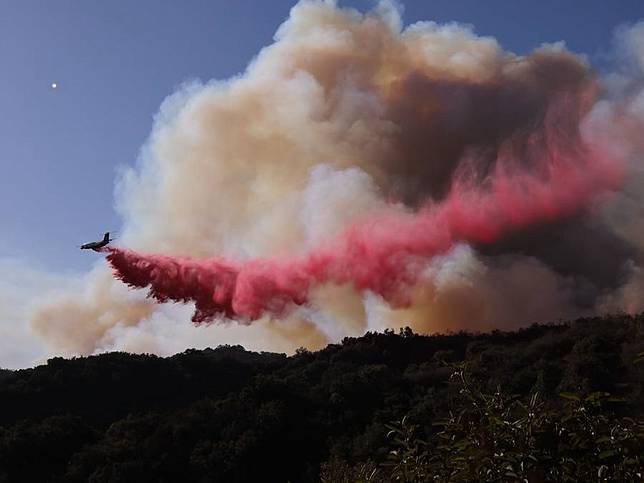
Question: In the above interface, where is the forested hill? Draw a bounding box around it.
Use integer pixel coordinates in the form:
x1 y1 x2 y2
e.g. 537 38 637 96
1 314 643 482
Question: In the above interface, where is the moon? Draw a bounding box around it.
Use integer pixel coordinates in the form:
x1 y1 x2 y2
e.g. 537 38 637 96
51 82 57 89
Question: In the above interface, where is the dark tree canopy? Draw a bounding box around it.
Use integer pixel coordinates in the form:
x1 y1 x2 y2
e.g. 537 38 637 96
0 314 642 482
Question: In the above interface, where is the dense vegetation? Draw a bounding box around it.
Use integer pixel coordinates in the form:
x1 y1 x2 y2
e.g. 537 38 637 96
0 313 643 482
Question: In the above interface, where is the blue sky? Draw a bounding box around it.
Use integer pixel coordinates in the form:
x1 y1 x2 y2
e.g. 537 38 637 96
1 0 644 273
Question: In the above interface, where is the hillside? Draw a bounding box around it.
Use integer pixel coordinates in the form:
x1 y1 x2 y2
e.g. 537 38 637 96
1 314 643 482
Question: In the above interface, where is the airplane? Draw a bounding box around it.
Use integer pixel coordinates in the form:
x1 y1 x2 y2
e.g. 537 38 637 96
80 232 114 252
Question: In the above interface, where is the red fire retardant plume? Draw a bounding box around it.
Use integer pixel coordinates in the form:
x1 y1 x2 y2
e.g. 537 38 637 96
105 136 624 323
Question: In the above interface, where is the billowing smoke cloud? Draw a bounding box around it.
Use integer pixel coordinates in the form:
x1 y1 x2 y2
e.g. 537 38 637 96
103 126 623 322
28 1 644 361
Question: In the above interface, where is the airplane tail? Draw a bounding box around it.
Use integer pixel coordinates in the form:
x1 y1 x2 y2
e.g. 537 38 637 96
103 232 110 243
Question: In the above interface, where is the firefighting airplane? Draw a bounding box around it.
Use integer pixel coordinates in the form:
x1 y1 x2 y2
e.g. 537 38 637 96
79 232 114 252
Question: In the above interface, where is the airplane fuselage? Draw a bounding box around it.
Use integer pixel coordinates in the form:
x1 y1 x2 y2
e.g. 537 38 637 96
80 241 108 251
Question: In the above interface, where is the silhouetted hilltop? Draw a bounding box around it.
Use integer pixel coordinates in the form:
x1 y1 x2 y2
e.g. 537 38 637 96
1 314 642 482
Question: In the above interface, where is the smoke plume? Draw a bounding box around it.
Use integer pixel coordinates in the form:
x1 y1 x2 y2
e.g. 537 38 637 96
104 126 623 322
30 1 644 359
